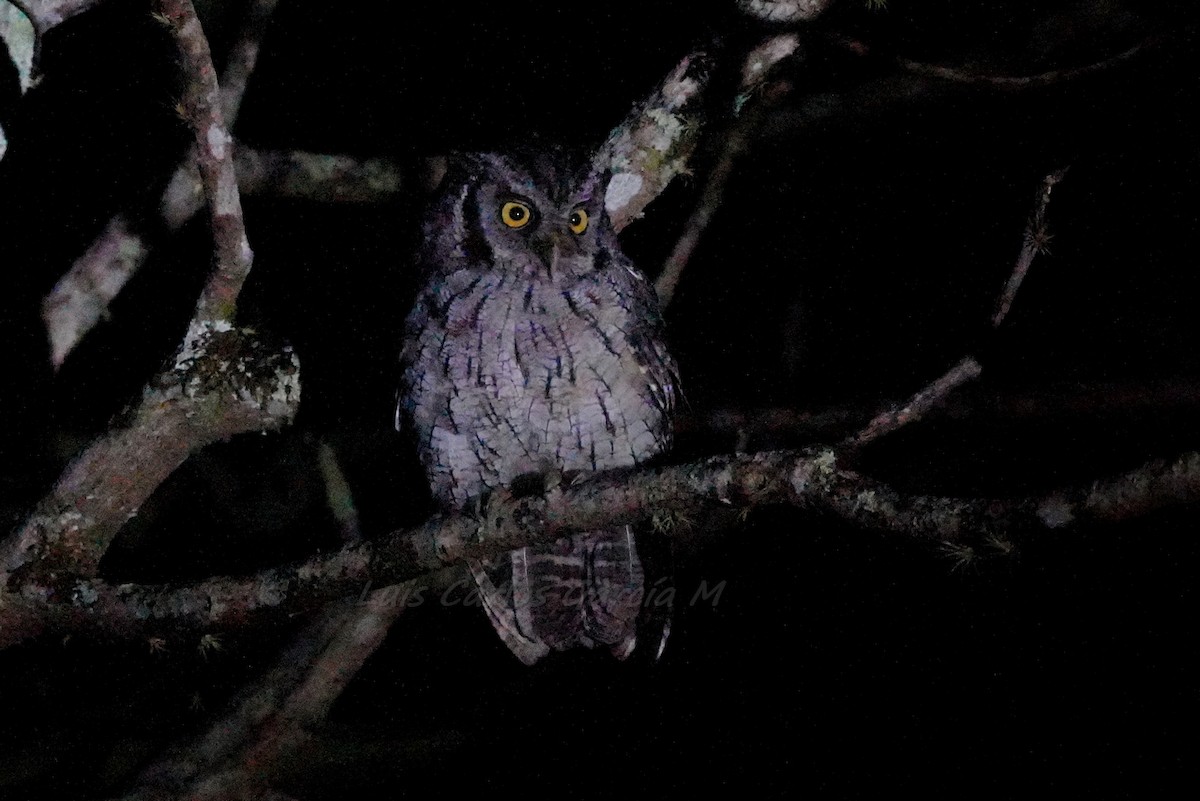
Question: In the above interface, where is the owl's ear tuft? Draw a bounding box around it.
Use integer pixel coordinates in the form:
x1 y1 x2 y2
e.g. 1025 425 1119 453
440 152 494 189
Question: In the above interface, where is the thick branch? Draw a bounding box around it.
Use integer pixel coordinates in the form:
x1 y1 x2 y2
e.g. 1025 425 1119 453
11 0 103 35
1 326 299 583
162 146 404 229
598 51 712 232
4 3 296 588
737 0 830 23
7 448 1198 646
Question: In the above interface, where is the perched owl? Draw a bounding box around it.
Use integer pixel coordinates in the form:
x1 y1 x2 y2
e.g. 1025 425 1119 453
397 149 677 665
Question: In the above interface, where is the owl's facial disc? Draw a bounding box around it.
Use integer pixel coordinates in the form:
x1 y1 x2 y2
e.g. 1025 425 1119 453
486 191 595 281
530 227 585 279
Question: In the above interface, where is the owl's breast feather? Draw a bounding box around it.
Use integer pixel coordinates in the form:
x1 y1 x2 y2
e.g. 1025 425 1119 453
405 273 669 504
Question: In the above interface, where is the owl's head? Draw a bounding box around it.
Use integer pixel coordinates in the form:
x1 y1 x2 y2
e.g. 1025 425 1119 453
428 149 613 284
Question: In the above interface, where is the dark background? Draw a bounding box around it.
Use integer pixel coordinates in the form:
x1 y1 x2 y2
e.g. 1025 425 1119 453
1 0 1198 796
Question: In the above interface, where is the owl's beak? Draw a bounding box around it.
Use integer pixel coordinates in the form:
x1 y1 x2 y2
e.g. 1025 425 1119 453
532 229 576 279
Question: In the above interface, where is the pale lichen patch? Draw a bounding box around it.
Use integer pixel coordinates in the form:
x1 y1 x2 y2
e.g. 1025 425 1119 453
206 122 229 160
605 172 644 216
1037 494 1075 528
71 580 99 607
812 449 836 476
643 108 685 154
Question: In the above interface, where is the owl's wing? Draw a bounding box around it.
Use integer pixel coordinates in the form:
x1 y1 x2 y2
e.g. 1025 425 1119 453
606 244 681 425
395 289 427 434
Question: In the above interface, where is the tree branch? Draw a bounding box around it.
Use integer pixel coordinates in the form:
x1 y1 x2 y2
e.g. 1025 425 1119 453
43 0 283 369
992 167 1067 326
42 214 148 368
598 51 712 232
158 0 252 324
737 0 831 24
845 357 984 449
45 146 402 369
847 166 1067 449
899 37 1156 91
11 0 104 35
2 0 296 590
677 377 1200 444
1 327 298 584
231 147 403 204
655 32 799 306
162 146 404 229
7 447 1199 647
119 570 457 801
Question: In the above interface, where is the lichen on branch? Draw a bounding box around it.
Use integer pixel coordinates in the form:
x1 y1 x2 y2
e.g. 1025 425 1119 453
598 51 712 231
6 446 1198 646
1 325 299 584
3 0 297 594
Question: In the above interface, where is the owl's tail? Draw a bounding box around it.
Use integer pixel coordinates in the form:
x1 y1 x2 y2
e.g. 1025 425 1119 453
468 527 644 665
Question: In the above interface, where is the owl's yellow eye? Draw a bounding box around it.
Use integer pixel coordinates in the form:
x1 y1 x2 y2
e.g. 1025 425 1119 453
500 201 532 229
568 208 589 234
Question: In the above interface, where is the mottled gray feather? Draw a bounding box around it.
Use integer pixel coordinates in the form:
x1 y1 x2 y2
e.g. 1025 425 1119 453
399 150 676 664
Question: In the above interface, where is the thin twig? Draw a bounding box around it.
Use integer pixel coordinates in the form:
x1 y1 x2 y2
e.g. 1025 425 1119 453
182 588 424 799
316 439 362 544
818 28 1157 92
847 167 1068 449
655 33 801 307
121 600 360 800
677 377 1200 443
992 167 1068 327
656 78 792 307
843 357 985 449
900 38 1154 91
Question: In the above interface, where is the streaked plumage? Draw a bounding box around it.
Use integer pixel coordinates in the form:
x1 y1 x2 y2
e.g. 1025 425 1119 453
398 150 676 664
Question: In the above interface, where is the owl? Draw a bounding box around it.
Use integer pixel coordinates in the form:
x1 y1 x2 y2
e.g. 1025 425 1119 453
397 149 677 665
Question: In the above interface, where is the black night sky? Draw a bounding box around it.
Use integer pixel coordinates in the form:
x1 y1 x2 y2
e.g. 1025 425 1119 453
1 1 1198 797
